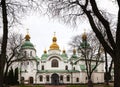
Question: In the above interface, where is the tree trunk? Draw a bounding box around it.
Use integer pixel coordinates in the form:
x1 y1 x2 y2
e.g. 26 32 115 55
114 52 120 87
0 0 8 87
88 79 93 87
4 64 9 84
104 51 109 85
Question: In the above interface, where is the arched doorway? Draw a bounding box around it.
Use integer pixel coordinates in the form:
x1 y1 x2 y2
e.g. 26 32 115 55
29 77 33 84
51 73 59 85
21 77 24 84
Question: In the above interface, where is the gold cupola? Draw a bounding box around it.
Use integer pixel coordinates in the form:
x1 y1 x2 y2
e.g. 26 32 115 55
25 34 30 41
49 32 59 50
44 48 47 54
82 29 87 40
25 29 30 41
62 48 66 53
73 48 76 54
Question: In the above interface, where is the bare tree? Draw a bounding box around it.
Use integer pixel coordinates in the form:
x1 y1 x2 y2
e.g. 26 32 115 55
2 32 24 84
43 0 120 86
0 0 41 86
69 32 103 87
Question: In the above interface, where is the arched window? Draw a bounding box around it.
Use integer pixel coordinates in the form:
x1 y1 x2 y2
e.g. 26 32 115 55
76 78 79 82
65 65 68 70
42 65 44 70
46 75 49 81
60 75 63 81
66 75 70 82
74 67 75 70
39 75 43 81
51 59 58 67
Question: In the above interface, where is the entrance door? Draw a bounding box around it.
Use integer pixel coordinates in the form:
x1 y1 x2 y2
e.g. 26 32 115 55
29 77 33 84
51 73 59 85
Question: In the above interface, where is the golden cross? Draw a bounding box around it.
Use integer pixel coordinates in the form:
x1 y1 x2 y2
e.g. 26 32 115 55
26 28 29 34
54 32 56 36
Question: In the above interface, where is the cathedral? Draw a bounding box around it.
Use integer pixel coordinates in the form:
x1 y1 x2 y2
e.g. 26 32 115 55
15 32 105 85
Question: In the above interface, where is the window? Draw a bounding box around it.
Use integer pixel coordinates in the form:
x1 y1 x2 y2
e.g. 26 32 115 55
60 75 63 81
74 67 75 70
21 77 24 84
30 51 32 56
39 75 43 81
51 59 58 67
24 51 27 57
42 65 44 70
27 62 29 65
76 78 79 82
66 75 70 82
65 66 68 70
46 75 49 81
21 77 24 81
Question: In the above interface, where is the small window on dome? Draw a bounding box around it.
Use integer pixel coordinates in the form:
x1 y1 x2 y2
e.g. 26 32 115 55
65 65 68 70
30 51 32 56
24 51 27 57
27 62 29 65
74 67 75 70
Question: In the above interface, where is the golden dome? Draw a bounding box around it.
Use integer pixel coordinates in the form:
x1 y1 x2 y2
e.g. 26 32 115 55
25 34 30 41
63 48 66 53
44 48 47 54
82 31 87 40
73 48 76 54
49 32 59 50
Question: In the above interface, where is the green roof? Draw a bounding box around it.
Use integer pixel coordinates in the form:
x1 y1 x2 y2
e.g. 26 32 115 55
34 56 40 61
37 70 79 73
61 53 68 60
80 65 86 71
80 40 90 48
21 41 34 49
70 54 78 60
41 53 48 60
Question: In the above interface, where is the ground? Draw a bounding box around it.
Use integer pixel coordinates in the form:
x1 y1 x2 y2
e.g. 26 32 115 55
10 83 114 87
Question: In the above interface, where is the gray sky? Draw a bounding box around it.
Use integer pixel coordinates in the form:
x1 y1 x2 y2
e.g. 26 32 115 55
19 0 117 57
0 0 118 57
19 15 91 56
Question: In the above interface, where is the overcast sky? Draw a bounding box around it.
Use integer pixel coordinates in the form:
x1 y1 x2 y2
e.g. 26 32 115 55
0 0 118 57
19 15 91 57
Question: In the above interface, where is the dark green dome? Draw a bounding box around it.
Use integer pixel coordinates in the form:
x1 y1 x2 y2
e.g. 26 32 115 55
41 53 48 60
61 53 68 60
71 54 78 58
80 41 90 48
21 41 34 49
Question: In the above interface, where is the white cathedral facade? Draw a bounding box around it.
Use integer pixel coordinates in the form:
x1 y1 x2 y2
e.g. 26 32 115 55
14 32 105 85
